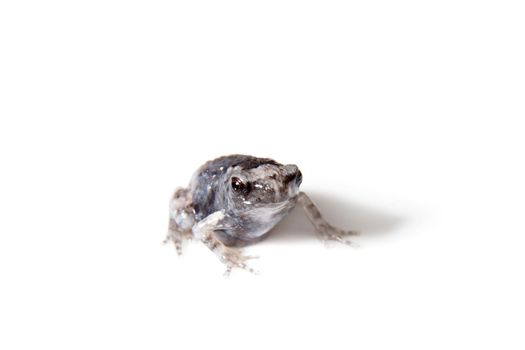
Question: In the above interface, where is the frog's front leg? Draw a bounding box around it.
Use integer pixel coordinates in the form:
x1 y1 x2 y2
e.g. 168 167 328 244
192 211 257 276
297 192 359 246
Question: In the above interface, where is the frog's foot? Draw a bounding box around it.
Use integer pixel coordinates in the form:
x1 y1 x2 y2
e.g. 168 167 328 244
220 247 259 276
192 210 259 276
297 191 359 247
164 218 192 255
315 223 359 246
163 229 183 255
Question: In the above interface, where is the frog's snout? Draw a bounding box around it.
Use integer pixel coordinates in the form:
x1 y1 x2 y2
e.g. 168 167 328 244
283 164 298 174
283 164 302 186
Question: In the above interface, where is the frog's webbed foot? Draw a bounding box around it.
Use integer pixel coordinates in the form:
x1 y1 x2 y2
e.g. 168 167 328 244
315 222 359 246
220 247 259 276
164 221 193 255
193 211 258 276
297 192 359 247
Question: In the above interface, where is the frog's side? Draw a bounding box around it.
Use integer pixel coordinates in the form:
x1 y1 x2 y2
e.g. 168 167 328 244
166 154 358 275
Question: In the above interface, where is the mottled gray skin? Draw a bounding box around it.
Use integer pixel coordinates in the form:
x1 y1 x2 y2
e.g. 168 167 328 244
166 154 357 275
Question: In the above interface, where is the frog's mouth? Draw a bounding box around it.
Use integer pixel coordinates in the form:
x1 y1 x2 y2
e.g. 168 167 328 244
271 196 300 213
241 201 295 238
242 198 295 209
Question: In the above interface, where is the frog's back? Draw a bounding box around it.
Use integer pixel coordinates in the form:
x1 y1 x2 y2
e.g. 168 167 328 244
189 155 280 220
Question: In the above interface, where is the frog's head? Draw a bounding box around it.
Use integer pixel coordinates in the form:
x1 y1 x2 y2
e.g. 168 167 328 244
227 163 302 211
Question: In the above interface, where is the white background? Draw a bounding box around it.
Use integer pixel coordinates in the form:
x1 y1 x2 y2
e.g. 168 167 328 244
1 1 524 349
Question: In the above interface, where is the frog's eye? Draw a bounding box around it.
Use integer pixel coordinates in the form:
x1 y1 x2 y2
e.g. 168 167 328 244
231 177 246 192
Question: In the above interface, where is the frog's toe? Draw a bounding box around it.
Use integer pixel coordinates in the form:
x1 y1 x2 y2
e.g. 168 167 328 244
163 231 183 255
221 248 259 276
164 229 193 256
317 224 359 247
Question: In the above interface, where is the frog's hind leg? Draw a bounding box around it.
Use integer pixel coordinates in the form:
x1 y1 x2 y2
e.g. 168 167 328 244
297 192 359 246
193 210 258 276
165 218 193 255
165 187 194 255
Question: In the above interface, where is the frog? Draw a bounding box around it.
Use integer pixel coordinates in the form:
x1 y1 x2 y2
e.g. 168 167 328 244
165 154 358 275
